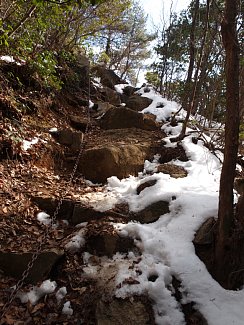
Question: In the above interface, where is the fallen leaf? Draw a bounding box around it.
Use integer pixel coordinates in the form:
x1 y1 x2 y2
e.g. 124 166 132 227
30 303 45 314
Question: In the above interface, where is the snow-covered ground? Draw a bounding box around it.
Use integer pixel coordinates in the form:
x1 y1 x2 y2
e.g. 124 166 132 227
89 86 243 325
20 86 243 324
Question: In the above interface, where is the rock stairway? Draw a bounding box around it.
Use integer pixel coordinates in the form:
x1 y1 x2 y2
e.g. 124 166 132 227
0 68 191 324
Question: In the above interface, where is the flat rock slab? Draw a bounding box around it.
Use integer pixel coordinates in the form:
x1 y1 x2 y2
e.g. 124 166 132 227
96 297 154 325
100 107 159 131
0 249 63 283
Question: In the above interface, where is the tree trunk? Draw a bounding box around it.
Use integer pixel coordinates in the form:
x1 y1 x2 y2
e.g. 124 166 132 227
215 0 240 285
171 0 199 142
240 64 244 119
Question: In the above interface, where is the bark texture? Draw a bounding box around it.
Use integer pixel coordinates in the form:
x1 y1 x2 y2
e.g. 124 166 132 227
215 0 240 283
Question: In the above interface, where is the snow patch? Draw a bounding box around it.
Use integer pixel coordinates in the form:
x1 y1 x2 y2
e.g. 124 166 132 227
17 280 57 305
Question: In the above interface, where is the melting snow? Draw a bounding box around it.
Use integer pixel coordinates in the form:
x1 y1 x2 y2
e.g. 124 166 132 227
81 85 244 325
62 301 73 315
17 280 57 305
22 137 39 151
37 212 51 225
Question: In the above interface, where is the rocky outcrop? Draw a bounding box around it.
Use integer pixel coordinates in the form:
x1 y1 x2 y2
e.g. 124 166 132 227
100 106 159 131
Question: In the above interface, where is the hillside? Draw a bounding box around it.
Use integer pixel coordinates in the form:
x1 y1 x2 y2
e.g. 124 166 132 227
0 54 244 325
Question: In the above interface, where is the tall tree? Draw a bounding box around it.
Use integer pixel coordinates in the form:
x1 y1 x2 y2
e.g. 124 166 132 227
150 1 226 123
177 0 199 140
215 0 240 285
91 0 154 84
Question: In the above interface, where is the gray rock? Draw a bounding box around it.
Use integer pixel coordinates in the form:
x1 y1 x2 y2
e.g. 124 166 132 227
72 204 103 225
123 86 138 96
234 177 244 195
158 144 188 163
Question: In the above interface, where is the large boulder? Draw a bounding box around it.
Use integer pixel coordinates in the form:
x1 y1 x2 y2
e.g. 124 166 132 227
78 143 148 183
100 107 159 131
125 95 152 111
70 115 97 132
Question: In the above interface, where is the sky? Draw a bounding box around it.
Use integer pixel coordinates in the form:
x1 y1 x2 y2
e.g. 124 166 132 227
136 0 192 84
140 0 192 31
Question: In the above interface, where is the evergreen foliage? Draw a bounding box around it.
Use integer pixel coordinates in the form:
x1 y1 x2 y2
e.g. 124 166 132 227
0 0 132 89
147 0 243 123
